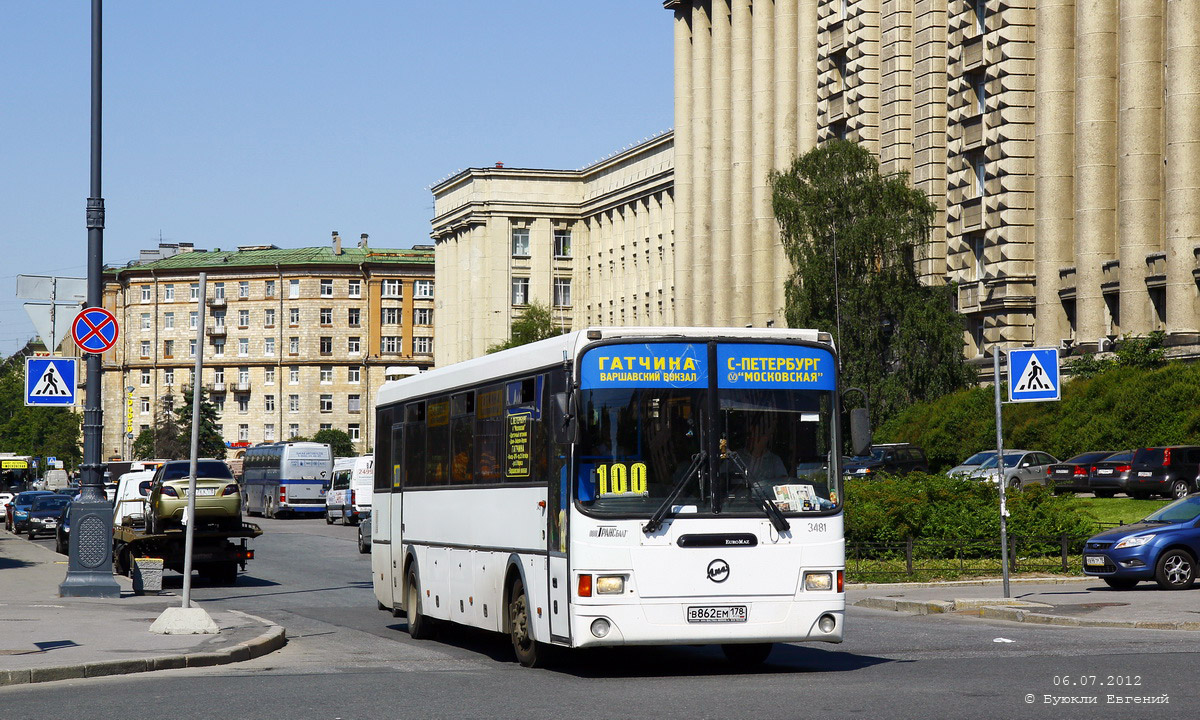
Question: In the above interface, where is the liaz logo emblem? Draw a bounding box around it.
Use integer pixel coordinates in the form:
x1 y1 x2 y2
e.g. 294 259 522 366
707 559 730 583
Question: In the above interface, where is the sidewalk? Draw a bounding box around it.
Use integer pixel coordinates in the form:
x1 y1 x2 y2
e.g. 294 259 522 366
0 531 284 687
848 575 1200 630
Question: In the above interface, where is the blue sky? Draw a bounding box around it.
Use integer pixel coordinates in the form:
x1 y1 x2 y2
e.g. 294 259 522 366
0 1 674 356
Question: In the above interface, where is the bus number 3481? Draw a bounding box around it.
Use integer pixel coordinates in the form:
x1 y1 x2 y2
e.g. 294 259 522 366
596 462 648 497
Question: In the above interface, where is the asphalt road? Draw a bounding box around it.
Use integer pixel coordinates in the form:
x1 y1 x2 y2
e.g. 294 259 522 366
10 517 1200 719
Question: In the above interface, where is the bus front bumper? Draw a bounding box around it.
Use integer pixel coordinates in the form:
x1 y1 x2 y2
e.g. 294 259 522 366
568 597 844 648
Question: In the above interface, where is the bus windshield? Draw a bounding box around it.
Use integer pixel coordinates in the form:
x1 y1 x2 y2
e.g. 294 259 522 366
575 341 840 518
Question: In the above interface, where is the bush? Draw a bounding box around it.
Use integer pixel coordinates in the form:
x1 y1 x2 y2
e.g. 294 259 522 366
843 474 1098 545
877 362 1200 470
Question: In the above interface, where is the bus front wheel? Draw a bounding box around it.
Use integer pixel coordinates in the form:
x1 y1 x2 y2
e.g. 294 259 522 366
406 568 435 639
509 577 545 668
721 642 773 668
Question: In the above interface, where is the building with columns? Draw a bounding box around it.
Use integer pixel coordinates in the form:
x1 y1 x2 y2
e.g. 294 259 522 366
431 0 1200 364
99 237 434 461
430 136 675 366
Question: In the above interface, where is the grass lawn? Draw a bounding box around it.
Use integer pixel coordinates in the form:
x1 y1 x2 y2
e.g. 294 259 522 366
1070 495 1172 526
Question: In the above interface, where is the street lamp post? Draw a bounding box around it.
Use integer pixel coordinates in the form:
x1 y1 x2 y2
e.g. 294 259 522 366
61 0 119 598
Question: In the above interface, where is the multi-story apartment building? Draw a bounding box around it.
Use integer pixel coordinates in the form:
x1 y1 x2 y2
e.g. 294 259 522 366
430 136 674 365
100 235 434 461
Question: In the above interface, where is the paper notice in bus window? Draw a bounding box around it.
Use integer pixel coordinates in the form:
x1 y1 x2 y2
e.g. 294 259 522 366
773 484 821 512
506 411 532 478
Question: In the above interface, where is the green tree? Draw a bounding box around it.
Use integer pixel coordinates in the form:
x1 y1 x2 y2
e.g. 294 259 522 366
312 428 355 457
487 300 567 353
175 387 226 459
131 394 186 459
771 140 973 424
0 359 82 470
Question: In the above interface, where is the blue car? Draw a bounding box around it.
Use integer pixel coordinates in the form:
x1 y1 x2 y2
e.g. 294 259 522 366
1083 494 1200 590
7 491 56 533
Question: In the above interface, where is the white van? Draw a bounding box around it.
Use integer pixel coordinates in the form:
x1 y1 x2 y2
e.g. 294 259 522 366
325 455 373 526
112 470 156 528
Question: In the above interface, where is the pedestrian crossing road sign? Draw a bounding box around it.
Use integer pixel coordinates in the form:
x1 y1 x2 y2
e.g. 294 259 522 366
1008 347 1060 403
25 357 77 407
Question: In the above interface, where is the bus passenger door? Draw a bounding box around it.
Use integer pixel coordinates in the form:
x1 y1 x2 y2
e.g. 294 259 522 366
389 423 404 611
548 438 570 643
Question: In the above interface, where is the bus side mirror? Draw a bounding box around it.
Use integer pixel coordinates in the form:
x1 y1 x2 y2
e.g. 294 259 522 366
552 391 578 445
849 408 871 458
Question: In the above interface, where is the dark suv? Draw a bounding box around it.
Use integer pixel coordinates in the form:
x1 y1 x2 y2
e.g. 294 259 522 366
1126 446 1200 500
843 444 929 478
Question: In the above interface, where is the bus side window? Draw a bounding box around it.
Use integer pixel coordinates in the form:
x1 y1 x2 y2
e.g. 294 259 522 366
374 406 393 493
405 402 427 488
391 424 404 489
426 397 451 486
450 391 475 485
475 385 504 484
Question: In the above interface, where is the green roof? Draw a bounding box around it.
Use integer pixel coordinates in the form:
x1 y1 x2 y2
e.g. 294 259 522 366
109 245 432 277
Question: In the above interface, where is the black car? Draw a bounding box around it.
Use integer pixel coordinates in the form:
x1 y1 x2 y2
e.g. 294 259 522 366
1047 451 1119 495
1126 446 1200 500
357 512 372 554
26 495 71 540
1089 450 1135 498
843 444 929 478
54 503 72 554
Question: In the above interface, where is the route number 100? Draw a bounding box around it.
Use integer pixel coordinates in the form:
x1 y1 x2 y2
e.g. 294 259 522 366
596 462 648 497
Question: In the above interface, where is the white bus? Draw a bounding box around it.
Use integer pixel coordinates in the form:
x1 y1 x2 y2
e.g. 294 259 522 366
371 327 860 668
242 442 333 518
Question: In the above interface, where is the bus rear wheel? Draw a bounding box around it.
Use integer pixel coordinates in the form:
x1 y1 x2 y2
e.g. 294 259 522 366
406 568 435 639
721 642 773 668
509 577 545 668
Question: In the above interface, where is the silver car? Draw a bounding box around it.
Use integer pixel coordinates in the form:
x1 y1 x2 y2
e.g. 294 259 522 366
948 450 997 478
969 450 1059 490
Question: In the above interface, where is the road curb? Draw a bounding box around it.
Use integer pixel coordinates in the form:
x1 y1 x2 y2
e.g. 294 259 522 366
0 620 286 688
854 595 1200 631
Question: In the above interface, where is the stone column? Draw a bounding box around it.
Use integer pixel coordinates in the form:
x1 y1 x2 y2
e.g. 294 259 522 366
710 0 733 327
1034 0 1076 348
730 0 754 324
751 0 777 324
1165 0 1200 335
673 6 695 327
1073 0 1117 349
691 2 714 326
797 1 819 156
774 0 801 322
1118 0 1163 337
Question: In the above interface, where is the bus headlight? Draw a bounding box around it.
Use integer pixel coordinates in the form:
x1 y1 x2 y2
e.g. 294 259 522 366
805 572 833 591
595 576 625 594
591 618 612 638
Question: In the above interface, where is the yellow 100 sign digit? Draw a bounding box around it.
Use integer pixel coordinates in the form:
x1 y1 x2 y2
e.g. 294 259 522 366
596 462 648 497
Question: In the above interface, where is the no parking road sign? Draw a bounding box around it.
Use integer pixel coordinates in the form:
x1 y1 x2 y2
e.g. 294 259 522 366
71 306 119 354
1008 347 1060 403
25 357 78 407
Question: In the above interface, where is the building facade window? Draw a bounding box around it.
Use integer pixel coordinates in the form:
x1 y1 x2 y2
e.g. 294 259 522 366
289 307 300 325
140 397 150 414
238 338 249 356
238 396 250 414
213 338 226 356
348 423 360 442
264 308 275 327
512 277 530 305
264 367 275 385
347 366 360 384
320 307 332 325
511 227 530 257
348 394 361 413
381 307 400 324
288 424 299 439
238 309 250 327
189 339 197 358
265 280 276 298
288 279 300 298
264 424 275 442
163 340 174 358
553 278 572 307
140 313 151 331
348 279 361 298
141 286 152 303
319 337 333 355
320 279 333 297
320 366 333 384
190 311 198 329
164 368 175 386
190 283 199 301
319 423 333 433
289 394 300 412
382 336 400 353
348 336 361 354
554 228 572 258
414 308 432 325
164 284 175 301
348 308 360 327
164 312 174 329
414 337 432 354
264 336 275 356
289 337 299 355
238 281 250 298
139 340 151 357
213 311 226 328
414 280 433 299
289 366 300 384
214 282 225 299
141 369 151 385
382 279 402 298
264 394 275 412
320 394 333 413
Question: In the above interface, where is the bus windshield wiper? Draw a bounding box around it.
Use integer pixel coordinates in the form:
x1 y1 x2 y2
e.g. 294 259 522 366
643 451 707 535
723 451 791 533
